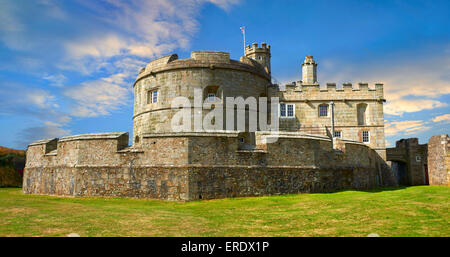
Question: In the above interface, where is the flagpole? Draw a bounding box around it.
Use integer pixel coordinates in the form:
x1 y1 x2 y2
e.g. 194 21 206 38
240 26 246 56
243 27 245 55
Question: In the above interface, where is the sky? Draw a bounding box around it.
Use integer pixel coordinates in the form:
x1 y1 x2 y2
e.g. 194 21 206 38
0 0 449 149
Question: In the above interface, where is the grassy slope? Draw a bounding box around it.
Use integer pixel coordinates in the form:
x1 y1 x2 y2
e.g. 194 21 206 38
0 186 448 237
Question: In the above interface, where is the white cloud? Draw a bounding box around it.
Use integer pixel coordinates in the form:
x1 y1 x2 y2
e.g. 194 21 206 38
65 34 127 59
16 125 71 147
64 73 131 117
0 82 72 148
24 90 56 109
385 120 431 137
384 99 447 116
63 0 240 62
203 0 241 10
432 114 450 123
43 73 67 87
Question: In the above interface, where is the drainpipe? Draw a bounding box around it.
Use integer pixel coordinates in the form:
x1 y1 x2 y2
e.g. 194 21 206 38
330 101 335 138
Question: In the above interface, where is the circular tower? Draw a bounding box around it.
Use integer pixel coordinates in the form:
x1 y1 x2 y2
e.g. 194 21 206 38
132 47 271 146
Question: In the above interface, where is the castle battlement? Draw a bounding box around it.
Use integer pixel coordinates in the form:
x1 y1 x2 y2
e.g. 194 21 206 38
272 82 384 100
26 132 129 168
144 54 178 72
191 51 231 63
245 42 271 54
244 42 271 75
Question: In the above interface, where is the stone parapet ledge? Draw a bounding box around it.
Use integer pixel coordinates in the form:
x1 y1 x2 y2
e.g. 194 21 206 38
28 138 58 147
58 132 128 142
256 131 331 141
143 131 240 138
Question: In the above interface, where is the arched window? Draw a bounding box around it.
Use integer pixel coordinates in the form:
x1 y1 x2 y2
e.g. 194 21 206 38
357 103 367 125
204 86 221 103
318 104 328 117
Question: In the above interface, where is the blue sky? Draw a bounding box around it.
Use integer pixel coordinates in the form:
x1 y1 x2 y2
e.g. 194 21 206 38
0 0 449 149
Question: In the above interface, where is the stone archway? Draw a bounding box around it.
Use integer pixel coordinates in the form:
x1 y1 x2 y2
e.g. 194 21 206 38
391 161 408 185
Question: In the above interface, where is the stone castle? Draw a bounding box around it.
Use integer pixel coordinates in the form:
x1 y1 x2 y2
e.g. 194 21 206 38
24 42 398 201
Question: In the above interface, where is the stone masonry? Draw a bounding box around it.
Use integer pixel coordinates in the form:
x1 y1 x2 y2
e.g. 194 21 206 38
386 138 428 186
23 43 397 200
428 135 449 186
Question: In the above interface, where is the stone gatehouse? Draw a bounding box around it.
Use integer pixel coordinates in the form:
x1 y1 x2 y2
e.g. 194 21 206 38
24 42 396 200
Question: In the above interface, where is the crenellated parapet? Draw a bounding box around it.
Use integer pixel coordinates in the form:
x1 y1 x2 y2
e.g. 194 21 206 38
245 42 271 55
270 82 385 102
245 42 271 75
144 54 179 73
191 51 230 63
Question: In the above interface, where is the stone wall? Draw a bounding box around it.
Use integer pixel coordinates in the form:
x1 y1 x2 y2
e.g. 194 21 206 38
428 134 449 186
386 138 428 185
24 131 393 201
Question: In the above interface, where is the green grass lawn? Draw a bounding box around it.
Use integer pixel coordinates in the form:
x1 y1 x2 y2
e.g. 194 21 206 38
0 186 448 237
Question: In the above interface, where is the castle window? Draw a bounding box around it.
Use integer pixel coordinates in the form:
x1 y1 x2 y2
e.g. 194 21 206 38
287 104 294 117
204 86 221 103
319 104 328 117
207 93 216 102
334 131 342 138
357 103 367 125
280 103 295 118
280 103 286 117
362 130 370 143
148 89 158 104
152 90 158 103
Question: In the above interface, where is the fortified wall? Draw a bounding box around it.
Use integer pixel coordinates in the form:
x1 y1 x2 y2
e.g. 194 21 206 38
24 131 388 201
